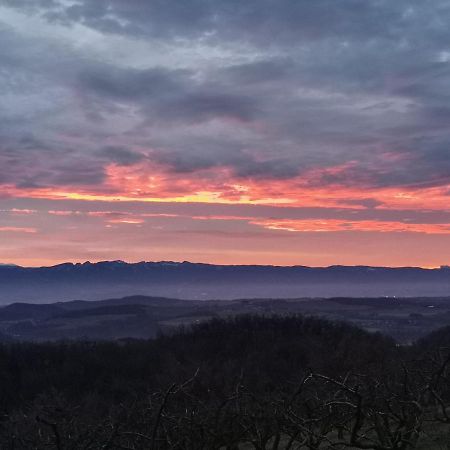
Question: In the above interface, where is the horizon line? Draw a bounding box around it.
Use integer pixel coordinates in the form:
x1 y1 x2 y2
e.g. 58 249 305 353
2 260 449 270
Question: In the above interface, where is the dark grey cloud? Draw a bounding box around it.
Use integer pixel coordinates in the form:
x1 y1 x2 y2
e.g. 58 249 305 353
34 0 434 47
337 198 384 210
98 146 145 166
221 59 295 85
49 160 106 186
3 0 59 14
151 138 299 179
0 139 107 188
155 91 259 123
78 66 185 101
77 64 260 123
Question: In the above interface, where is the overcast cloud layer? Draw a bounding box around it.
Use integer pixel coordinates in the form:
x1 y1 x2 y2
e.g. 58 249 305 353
0 0 449 267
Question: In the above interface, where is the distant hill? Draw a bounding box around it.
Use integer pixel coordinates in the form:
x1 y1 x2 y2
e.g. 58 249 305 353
0 260 449 304
1 294 450 343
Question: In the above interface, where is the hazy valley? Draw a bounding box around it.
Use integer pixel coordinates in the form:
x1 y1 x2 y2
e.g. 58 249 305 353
1 293 450 344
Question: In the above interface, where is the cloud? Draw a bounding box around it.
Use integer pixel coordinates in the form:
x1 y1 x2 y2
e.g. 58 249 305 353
78 66 185 101
0 0 449 201
98 146 145 166
30 0 431 48
77 63 261 124
341 198 384 209
0 226 37 233
250 218 450 235
0 208 37 215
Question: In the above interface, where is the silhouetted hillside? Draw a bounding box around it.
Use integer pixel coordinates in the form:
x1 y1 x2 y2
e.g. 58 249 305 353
0 315 394 412
415 324 450 348
1 315 450 449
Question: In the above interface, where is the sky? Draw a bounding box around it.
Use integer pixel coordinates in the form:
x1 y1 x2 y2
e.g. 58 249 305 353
0 0 449 268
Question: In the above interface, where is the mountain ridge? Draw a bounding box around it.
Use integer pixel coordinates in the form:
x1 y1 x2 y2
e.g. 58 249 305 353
1 261 449 304
2 260 448 270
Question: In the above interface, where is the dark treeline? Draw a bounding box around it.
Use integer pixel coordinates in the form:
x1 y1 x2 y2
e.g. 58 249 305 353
0 315 449 449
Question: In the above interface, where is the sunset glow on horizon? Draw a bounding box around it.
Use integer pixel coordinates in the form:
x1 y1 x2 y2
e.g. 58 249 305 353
1 1 449 268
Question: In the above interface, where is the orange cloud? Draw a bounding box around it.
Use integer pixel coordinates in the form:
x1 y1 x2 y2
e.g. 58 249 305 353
48 210 82 216
2 162 449 214
251 218 450 234
107 218 145 224
41 206 450 235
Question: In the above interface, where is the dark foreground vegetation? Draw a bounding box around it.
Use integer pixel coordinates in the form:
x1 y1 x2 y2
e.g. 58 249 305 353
1 315 450 449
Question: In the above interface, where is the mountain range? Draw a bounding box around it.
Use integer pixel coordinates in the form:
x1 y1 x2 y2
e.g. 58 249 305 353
0 260 449 304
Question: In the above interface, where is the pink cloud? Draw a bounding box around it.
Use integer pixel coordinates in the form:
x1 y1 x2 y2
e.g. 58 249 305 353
0 227 37 233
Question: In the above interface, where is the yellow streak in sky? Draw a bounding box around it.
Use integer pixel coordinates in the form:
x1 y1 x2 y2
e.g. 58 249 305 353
29 190 295 205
